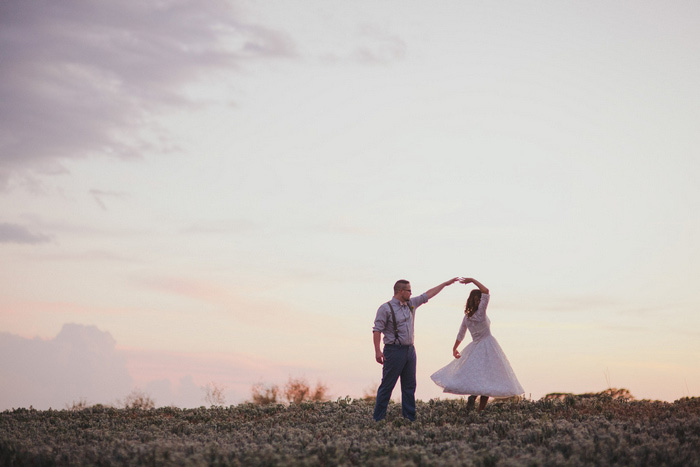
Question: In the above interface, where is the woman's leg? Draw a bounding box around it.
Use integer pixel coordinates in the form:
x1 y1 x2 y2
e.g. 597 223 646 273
478 396 489 411
466 395 477 410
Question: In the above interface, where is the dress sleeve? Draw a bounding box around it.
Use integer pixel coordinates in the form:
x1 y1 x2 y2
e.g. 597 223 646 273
475 293 490 317
456 315 469 342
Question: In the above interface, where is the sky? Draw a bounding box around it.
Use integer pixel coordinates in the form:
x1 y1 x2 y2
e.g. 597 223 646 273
1 0 699 410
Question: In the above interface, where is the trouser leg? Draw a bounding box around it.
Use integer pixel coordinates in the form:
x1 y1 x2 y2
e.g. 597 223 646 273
373 346 404 421
400 346 417 421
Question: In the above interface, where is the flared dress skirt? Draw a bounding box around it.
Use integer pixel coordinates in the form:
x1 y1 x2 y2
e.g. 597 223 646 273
431 334 524 397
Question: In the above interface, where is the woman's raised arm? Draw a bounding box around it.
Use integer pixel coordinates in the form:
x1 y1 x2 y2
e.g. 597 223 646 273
459 277 489 294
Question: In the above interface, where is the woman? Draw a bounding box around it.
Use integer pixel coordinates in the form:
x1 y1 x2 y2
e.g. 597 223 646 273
430 278 524 411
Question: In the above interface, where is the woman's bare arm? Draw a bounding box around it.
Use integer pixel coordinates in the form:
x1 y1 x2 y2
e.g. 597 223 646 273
452 339 462 358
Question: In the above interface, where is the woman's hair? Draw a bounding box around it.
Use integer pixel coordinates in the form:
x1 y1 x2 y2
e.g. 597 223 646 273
464 289 482 317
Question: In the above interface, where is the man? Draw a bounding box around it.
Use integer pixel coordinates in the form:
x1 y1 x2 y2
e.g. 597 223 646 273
372 277 459 421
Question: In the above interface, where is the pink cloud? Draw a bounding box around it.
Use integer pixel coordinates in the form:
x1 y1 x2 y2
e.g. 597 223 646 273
2 299 136 318
0 0 296 190
131 275 295 327
0 324 132 409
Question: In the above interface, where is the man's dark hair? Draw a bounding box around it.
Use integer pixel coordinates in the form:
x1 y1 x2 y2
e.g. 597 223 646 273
393 280 410 295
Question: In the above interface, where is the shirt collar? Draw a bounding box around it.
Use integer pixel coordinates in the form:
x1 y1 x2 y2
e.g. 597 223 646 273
391 297 409 307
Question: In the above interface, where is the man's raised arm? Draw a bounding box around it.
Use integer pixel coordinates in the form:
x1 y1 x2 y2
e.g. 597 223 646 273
425 277 459 299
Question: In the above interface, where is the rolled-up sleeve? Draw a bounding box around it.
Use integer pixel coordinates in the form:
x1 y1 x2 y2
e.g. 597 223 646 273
410 293 429 308
372 304 388 333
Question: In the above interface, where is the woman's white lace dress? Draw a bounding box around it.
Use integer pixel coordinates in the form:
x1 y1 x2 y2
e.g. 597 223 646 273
431 294 524 397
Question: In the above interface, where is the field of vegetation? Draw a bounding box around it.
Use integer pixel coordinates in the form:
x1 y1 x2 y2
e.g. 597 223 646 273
1 390 699 466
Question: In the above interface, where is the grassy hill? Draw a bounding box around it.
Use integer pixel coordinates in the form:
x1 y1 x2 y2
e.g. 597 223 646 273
1 392 698 465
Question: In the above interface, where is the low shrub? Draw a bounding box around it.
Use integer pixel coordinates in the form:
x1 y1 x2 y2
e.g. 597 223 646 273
1 395 698 465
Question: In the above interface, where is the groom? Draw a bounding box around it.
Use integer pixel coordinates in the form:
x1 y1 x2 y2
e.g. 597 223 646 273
372 277 459 421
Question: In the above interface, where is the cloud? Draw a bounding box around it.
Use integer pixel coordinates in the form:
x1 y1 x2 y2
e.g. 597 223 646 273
353 24 407 64
0 0 295 190
143 375 203 408
0 322 303 410
122 348 291 407
0 323 133 409
179 219 259 235
129 274 340 333
320 23 407 65
0 222 51 244
89 189 127 211
135 276 232 304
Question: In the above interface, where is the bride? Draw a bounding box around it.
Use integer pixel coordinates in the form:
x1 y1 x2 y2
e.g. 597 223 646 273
431 277 524 411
